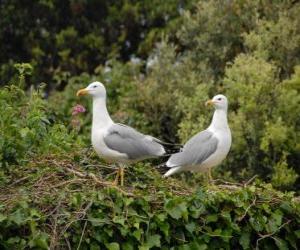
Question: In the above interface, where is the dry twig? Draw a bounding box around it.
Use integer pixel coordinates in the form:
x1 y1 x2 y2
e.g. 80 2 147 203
256 220 292 249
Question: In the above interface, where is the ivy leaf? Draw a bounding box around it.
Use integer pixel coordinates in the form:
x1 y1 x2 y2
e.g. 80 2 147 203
123 242 134 250
9 209 26 226
206 214 218 223
133 229 143 241
146 234 161 248
165 199 188 220
295 230 300 238
239 232 250 249
249 215 266 232
29 232 49 249
185 222 196 233
0 213 6 222
189 203 206 218
179 242 207 250
273 210 283 226
106 242 120 250
113 216 125 226
274 237 289 250
88 217 110 226
158 221 170 237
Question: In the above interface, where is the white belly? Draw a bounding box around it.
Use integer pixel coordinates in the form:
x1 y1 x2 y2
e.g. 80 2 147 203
92 129 129 163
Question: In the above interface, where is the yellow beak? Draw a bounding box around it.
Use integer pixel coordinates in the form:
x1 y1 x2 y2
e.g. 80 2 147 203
76 88 89 96
205 99 215 106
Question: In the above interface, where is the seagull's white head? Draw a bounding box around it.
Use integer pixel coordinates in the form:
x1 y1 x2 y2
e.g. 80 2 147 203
205 94 228 111
76 81 106 98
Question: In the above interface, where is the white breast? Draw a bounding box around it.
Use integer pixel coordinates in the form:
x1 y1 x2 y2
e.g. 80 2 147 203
205 127 231 168
192 127 231 172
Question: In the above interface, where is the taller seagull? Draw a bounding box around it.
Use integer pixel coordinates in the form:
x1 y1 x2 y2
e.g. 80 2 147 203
164 94 231 179
77 81 179 186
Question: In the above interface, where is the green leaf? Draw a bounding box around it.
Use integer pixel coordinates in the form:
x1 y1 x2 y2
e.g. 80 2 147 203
273 210 283 226
165 199 188 220
239 232 250 249
249 215 266 232
206 214 218 223
157 221 170 237
266 210 283 233
295 230 300 238
0 213 6 222
189 203 206 218
106 242 120 250
139 246 149 250
185 222 196 233
146 234 161 248
123 242 134 250
156 213 167 222
133 229 143 241
29 232 49 249
113 216 125 226
88 217 110 226
10 209 26 225
274 237 289 250
20 128 30 138
179 242 207 250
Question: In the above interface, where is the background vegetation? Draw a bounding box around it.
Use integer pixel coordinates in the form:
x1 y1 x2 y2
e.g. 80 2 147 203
1 0 300 249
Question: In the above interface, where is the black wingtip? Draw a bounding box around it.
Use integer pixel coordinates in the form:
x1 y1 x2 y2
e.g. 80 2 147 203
163 144 182 155
155 162 169 175
155 140 182 155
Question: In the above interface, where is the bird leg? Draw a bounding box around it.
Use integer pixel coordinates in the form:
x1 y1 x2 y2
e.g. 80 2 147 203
113 167 121 186
120 165 125 187
207 168 217 186
208 168 213 183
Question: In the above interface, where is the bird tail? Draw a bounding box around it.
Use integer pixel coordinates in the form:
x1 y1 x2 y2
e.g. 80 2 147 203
154 139 182 156
155 162 181 177
155 162 170 175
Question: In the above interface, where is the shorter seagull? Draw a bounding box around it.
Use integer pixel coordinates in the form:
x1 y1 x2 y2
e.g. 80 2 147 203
163 94 231 180
77 81 179 186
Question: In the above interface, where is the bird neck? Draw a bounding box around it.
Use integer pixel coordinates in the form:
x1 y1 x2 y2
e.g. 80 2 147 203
92 97 113 130
209 109 229 131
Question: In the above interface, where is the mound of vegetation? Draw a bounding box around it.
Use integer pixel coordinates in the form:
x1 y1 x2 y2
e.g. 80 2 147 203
1 83 300 249
1 153 300 249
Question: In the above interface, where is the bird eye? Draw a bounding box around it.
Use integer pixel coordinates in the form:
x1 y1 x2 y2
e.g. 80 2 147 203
217 98 222 101
93 85 97 88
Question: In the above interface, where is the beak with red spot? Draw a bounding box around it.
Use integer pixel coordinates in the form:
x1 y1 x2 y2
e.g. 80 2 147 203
76 88 89 96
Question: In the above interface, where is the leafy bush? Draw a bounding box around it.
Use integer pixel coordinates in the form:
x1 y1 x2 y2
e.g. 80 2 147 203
0 0 196 87
0 82 81 170
0 156 299 249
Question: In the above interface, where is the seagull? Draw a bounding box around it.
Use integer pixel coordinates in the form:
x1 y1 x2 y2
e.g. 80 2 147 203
76 81 180 186
163 94 231 179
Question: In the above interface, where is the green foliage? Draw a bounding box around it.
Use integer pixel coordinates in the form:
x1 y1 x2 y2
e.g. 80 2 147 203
0 159 299 249
271 154 298 189
0 83 81 170
122 1 300 188
1 1 300 248
0 0 196 86
244 6 300 78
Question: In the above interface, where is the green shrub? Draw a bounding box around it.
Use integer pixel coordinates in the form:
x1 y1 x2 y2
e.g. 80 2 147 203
0 159 299 250
0 0 197 86
0 82 81 170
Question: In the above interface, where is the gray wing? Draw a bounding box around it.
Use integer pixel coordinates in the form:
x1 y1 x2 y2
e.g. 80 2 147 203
103 123 164 160
167 130 218 167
